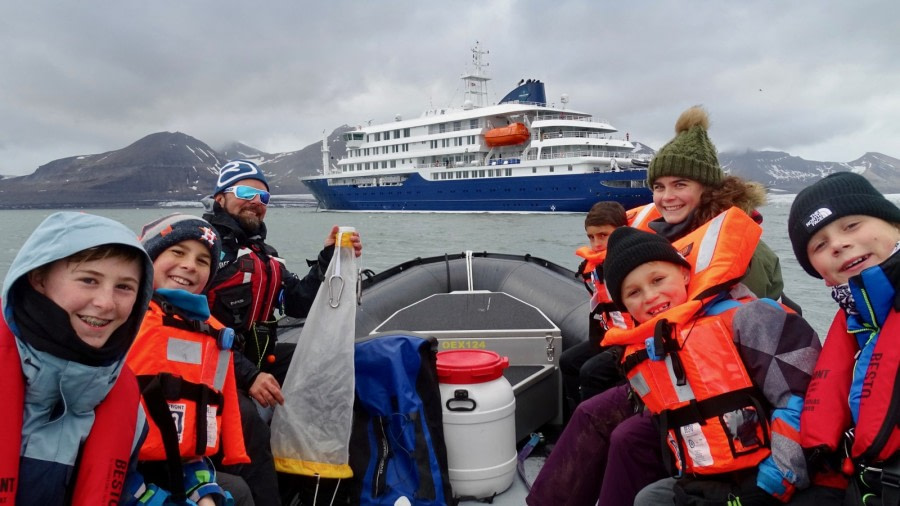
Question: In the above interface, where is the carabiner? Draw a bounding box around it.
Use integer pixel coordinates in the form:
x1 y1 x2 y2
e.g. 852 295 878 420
328 274 345 308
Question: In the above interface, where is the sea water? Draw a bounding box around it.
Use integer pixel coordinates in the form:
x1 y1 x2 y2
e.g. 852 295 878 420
2 196 899 337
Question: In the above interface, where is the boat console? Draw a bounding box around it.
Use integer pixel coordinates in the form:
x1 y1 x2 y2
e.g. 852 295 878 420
372 290 563 442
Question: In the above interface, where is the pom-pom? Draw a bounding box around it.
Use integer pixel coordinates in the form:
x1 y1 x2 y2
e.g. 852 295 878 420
675 106 709 135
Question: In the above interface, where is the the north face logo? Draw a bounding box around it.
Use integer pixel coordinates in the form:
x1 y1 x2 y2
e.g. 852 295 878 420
805 208 833 230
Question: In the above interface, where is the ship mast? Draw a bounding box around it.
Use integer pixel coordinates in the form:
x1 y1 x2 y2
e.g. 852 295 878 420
321 130 331 175
460 41 490 108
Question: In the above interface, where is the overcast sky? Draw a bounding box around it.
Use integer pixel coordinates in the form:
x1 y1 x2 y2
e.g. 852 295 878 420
1 1 898 176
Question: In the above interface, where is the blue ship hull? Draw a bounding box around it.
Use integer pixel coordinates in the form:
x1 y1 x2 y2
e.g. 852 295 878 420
303 170 651 212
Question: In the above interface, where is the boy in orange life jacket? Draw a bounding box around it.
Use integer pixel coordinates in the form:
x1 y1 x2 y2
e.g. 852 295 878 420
560 201 632 416
787 172 900 505
603 220 826 505
125 214 250 506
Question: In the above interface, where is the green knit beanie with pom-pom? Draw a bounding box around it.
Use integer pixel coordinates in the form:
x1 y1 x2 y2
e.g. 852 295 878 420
648 106 723 187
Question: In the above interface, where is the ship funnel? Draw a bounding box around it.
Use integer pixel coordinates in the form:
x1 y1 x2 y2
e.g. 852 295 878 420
500 80 547 106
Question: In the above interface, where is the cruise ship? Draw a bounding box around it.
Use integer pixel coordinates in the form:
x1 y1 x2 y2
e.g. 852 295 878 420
302 44 651 212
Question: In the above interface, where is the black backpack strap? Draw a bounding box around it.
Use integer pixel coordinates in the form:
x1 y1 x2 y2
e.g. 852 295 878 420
881 455 900 506
139 375 187 501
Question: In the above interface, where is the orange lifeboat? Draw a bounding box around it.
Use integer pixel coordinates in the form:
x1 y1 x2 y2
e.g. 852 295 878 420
484 123 530 148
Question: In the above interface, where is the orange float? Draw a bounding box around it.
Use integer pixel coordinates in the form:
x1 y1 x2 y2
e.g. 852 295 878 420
484 123 530 147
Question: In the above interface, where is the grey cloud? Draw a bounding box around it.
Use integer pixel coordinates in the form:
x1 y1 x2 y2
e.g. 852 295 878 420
1 0 899 175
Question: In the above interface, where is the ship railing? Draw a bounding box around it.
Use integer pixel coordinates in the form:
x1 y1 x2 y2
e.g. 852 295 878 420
535 131 622 141
499 99 549 107
533 112 609 123
525 150 644 160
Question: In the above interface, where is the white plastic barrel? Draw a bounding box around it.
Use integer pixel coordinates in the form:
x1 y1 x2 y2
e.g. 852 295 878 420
436 349 516 499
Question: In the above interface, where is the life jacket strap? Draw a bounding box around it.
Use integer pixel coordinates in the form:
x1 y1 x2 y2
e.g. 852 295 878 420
138 373 225 462
140 375 187 501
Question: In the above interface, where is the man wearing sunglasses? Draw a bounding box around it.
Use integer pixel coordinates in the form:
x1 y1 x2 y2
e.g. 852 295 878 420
201 159 361 505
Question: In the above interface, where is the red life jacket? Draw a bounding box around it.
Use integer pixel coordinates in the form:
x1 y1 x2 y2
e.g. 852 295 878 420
127 300 248 465
801 308 900 463
207 244 285 332
0 315 139 505
604 207 768 475
575 247 633 337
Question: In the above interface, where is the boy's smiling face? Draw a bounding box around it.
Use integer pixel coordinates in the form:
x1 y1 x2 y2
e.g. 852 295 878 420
152 239 212 293
29 256 141 348
807 214 900 286
620 261 690 323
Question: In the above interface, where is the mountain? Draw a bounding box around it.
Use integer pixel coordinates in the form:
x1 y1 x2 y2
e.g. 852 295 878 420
248 125 353 194
0 127 351 208
0 128 897 209
720 151 900 193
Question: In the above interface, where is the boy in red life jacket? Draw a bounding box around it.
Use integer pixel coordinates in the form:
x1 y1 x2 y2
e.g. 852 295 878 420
560 201 633 416
788 172 900 505
603 214 830 505
125 214 251 506
1 212 154 506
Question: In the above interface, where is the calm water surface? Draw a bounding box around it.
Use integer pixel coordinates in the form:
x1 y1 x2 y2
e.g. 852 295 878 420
3 196 898 337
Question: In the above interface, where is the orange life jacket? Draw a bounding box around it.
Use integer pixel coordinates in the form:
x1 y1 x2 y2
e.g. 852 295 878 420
575 247 633 335
604 207 769 476
626 203 661 232
127 299 248 465
0 315 139 505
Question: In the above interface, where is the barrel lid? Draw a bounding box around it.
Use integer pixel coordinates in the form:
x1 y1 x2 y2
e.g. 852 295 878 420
436 349 509 384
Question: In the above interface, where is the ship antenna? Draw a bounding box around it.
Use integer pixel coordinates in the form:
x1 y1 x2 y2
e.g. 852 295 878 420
460 41 491 108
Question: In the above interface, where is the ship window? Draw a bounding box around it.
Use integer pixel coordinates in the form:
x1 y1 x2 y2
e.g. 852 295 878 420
403 144 409 152
470 119 479 129
479 170 485 177
439 123 447 133
453 121 462 131
568 165 573 171
532 167 537 173
374 132 381 141
404 128 410 137
382 162 387 168
549 166 555 173
506 168 512 176
384 131 391 140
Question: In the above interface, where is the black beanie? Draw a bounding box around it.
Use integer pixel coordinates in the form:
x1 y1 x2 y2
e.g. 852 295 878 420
788 172 900 279
603 227 691 310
